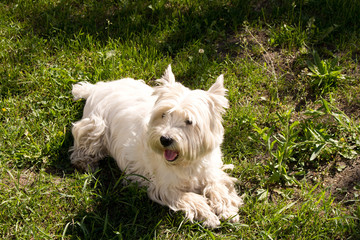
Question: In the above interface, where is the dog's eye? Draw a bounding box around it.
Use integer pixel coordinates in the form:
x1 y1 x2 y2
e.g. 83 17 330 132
185 119 192 125
162 113 166 119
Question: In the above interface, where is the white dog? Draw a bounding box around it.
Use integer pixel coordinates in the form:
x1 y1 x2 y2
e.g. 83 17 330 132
70 65 242 228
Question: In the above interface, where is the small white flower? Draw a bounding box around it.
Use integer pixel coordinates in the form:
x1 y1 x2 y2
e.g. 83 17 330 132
198 49 204 54
106 50 116 59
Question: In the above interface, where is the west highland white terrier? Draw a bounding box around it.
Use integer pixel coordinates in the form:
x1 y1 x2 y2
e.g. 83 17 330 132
70 65 242 228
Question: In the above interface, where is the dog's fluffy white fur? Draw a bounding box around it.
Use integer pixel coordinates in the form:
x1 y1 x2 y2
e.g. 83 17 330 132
70 65 242 227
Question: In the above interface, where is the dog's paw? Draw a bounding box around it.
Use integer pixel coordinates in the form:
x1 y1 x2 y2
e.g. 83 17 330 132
229 214 240 223
216 201 241 223
220 212 240 223
202 214 221 228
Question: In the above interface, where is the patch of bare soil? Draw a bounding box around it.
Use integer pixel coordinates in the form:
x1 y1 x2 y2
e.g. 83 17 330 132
324 157 360 203
216 26 301 80
1 168 65 192
0 169 37 191
216 26 309 110
18 169 37 187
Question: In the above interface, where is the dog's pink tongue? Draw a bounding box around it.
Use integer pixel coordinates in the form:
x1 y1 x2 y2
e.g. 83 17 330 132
164 150 178 161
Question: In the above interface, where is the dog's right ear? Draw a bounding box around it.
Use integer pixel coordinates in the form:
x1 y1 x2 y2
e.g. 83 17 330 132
158 64 176 85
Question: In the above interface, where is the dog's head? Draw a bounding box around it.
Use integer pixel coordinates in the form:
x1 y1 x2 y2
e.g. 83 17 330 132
147 65 228 165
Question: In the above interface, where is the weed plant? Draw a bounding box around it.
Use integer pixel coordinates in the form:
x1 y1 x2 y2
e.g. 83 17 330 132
254 99 360 187
307 51 346 95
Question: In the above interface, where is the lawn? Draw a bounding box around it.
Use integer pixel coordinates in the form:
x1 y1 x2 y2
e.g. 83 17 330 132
1 0 360 239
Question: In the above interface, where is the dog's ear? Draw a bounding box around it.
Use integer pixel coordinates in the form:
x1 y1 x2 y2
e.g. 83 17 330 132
208 75 226 97
208 74 229 112
160 64 176 85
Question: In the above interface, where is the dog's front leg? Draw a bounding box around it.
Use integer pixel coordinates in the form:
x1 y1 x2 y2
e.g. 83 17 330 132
148 186 220 228
203 173 243 222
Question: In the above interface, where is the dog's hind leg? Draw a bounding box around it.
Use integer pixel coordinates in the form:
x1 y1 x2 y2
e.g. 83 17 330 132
70 115 107 172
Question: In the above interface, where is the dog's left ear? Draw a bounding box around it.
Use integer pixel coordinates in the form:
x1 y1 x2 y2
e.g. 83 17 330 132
208 75 229 111
208 75 226 96
160 64 176 85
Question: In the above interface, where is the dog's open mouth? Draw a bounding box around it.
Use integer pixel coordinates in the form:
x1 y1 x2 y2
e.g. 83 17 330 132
164 149 179 162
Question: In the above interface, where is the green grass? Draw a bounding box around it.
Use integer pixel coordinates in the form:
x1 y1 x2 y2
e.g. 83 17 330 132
1 0 360 239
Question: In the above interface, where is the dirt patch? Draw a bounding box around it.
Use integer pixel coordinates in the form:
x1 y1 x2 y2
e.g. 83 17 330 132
216 26 301 80
18 169 37 187
337 88 360 120
323 157 360 203
0 168 37 190
1 168 65 192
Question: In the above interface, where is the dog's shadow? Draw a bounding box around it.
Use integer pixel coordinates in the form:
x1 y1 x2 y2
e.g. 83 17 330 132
67 159 170 239
48 139 177 238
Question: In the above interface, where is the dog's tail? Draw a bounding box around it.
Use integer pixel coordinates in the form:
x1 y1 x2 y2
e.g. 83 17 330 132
72 82 95 100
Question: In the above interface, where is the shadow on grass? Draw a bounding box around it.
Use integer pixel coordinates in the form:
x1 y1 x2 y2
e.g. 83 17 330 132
26 0 250 51
12 0 360 56
63 160 170 239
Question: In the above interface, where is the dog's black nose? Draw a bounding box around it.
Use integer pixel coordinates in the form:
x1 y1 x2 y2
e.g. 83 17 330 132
160 136 173 147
